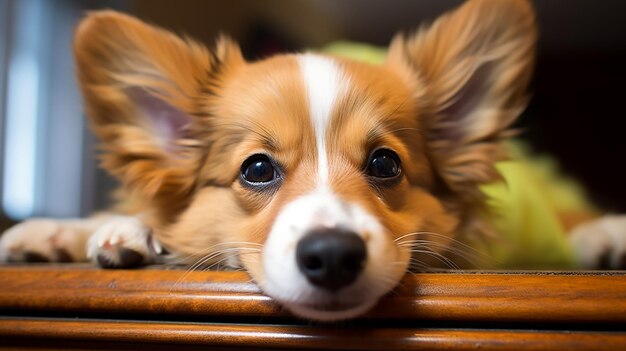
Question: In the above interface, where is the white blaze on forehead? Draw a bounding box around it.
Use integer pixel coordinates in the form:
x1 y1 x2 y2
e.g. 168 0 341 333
299 54 344 186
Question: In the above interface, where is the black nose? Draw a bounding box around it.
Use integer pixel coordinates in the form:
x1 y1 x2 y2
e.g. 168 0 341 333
296 228 367 291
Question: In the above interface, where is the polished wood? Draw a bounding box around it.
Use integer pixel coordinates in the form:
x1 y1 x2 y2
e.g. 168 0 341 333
0 265 625 350
0 265 625 322
1 318 625 351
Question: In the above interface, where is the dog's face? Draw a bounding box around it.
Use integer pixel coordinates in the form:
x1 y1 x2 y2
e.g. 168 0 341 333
74 0 535 320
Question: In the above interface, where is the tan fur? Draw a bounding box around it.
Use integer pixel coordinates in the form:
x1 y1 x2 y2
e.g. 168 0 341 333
160 55 317 268
74 11 244 227
71 0 537 316
386 0 536 238
8 0 626 320
326 58 460 259
75 0 535 262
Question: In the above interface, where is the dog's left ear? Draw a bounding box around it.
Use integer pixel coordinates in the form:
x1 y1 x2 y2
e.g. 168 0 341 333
74 11 244 216
386 0 536 206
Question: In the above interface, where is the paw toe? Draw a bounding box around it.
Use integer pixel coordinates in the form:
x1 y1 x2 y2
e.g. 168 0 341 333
18 251 50 263
618 254 626 270
0 219 84 263
88 216 154 268
97 247 145 269
570 215 626 270
54 248 74 263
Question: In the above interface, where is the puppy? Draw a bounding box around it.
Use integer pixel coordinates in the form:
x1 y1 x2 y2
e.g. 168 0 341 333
1 0 624 321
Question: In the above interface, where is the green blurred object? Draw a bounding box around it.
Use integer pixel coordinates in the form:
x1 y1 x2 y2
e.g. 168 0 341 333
321 41 388 64
323 41 595 269
478 142 592 269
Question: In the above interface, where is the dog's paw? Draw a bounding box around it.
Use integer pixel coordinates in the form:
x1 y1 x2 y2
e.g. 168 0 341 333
87 216 160 268
570 215 626 269
0 219 87 263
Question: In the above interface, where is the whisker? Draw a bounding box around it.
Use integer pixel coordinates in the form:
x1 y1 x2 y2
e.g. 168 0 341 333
399 239 495 268
398 240 484 260
408 256 435 268
190 247 260 272
394 231 477 251
408 248 461 270
201 250 261 271
167 241 263 265
187 249 236 272
170 251 231 292
395 231 493 259
169 247 261 293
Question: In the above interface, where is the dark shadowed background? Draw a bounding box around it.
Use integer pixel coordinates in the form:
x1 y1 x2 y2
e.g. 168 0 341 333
0 0 624 230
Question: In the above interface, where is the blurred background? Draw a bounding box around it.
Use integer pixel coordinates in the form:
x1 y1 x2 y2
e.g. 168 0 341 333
0 0 625 230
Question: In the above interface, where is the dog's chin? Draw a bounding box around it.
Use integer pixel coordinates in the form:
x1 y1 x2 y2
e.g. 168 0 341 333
259 276 388 321
281 298 378 322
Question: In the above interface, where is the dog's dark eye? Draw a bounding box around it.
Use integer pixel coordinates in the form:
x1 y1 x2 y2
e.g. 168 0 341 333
241 154 276 184
367 149 401 178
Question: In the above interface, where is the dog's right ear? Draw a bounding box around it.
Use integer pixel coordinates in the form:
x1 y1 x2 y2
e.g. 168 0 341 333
74 11 244 212
386 0 535 213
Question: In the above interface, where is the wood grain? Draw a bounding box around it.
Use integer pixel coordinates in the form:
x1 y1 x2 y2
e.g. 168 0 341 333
1 318 625 351
0 265 625 323
1 265 625 350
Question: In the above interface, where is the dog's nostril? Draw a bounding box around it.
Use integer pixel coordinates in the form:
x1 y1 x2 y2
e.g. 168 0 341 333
342 254 362 272
296 228 367 292
302 255 323 271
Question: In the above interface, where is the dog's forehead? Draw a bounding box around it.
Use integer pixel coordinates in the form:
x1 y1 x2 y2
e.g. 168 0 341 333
215 55 311 150
210 53 419 181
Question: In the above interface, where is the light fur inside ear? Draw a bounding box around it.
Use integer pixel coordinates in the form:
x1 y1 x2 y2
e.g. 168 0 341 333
132 89 192 152
74 11 244 220
386 0 536 208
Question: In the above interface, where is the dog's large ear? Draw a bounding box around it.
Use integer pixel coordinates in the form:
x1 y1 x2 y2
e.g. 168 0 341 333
386 0 536 207
74 11 244 213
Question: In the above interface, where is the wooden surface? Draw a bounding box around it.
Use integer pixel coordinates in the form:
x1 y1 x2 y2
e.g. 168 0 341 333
2 318 626 351
0 265 625 350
